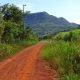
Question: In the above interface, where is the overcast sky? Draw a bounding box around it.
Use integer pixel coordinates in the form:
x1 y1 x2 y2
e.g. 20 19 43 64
0 0 80 24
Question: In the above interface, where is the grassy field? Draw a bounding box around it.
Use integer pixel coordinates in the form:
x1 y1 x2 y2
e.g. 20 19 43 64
41 29 80 80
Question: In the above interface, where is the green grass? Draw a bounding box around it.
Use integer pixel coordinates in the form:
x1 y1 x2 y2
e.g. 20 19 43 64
0 40 38 60
41 28 80 80
54 29 80 41
61 72 80 80
41 41 80 79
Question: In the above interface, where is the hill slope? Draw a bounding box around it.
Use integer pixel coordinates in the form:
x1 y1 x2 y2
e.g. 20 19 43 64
24 12 78 36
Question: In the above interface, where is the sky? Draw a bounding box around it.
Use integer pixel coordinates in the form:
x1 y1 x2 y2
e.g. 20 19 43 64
0 0 80 24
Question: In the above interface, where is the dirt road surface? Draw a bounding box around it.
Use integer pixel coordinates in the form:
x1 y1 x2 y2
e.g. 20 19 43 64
0 43 57 80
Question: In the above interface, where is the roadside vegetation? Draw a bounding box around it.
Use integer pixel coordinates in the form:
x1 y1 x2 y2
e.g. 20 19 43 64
41 28 80 80
0 4 38 60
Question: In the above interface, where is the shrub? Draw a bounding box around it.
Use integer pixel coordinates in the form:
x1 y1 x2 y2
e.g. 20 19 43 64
0 44 13 59
0 20 4 42
54 29 80 41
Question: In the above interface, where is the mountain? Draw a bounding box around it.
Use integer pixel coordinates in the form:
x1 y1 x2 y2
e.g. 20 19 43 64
24 12 78 36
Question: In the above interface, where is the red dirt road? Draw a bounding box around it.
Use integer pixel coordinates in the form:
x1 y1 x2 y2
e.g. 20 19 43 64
0 43 57 80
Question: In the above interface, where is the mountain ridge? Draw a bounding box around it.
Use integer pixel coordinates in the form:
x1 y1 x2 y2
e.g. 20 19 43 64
24 12 78 36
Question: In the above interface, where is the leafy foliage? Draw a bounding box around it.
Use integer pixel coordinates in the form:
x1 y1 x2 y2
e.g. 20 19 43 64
0 20 4 42
1 4 23 23
54 29 80 41
0 4 38 60
41 29 80 79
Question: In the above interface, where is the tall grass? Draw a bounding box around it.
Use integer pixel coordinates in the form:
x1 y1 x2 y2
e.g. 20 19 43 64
54 29 80 41
41 40 80 79
0 40 38 60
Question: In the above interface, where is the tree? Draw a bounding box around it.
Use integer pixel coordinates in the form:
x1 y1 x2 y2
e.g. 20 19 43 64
0 4 38 43
1 4 24 42
1 4 23 24
1 21 15 43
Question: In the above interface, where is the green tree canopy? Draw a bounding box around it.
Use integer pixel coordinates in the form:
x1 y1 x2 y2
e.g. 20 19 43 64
1 4 23 24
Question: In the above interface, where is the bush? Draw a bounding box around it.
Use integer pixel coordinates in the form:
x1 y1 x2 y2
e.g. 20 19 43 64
0 44 13 59
0 20 4 42
54 29 80 41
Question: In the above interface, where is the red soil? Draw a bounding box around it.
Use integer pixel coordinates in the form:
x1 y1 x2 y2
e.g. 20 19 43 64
0 43 57 80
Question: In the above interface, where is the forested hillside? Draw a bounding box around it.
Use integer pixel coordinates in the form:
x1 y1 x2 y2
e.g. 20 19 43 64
24 12 78 36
